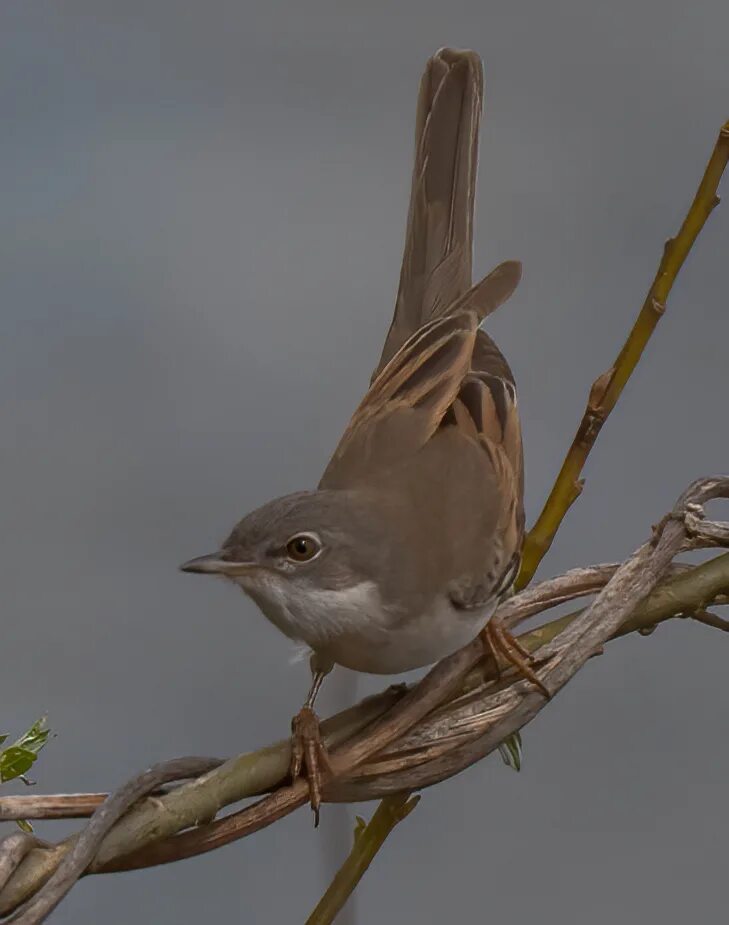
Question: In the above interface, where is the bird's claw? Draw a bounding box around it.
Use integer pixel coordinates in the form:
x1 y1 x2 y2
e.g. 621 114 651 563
482 620 552 699
290 706 331 826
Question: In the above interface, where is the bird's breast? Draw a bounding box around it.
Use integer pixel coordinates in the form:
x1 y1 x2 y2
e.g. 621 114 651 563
324 593 496 674
238 573 496 675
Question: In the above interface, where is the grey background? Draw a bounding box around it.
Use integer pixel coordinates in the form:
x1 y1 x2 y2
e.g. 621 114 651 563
2 1 728 923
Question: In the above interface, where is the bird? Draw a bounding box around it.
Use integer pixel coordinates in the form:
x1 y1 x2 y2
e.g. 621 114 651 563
181 47 545 822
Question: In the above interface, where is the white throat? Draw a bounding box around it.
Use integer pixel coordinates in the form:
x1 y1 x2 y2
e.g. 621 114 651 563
232 572 385 651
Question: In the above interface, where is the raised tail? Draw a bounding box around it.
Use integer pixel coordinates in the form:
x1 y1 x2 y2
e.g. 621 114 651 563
374 48 521 388
375 48 482 375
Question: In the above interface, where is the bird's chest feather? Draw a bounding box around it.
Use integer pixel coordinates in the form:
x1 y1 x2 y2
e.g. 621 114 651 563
238 574 495 675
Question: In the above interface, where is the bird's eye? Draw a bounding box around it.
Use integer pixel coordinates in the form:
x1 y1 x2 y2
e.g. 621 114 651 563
285 533 321 562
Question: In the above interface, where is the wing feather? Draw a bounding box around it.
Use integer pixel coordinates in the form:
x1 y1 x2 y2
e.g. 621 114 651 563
320 312 478 488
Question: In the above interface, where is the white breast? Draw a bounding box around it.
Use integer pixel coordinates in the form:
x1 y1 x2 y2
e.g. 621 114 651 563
327 593 497 674
236 573 496 675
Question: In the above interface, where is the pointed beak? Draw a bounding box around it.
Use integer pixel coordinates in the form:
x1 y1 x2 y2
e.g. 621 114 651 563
179 553 256 576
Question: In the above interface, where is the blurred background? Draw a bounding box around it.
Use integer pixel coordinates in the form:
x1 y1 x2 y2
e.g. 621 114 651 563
2 1 728 922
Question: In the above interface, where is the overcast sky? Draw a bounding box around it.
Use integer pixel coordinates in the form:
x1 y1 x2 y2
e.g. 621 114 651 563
2 2 728 923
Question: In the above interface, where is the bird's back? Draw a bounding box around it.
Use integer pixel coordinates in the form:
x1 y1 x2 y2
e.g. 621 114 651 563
321 48 524 564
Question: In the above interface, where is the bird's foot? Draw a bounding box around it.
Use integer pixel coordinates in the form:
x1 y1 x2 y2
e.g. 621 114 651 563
290 705 331 826
482 619 551 699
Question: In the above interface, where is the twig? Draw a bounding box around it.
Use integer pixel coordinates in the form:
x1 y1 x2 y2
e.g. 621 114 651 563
304 794 419 925
687 608 729 632
0 837 47 894
517 121 729 588
2 759 221 925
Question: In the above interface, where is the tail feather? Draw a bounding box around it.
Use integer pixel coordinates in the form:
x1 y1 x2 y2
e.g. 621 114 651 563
375 48 483 376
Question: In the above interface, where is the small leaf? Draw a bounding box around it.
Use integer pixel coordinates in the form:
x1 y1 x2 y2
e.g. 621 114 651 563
0 734 9 747
498 731 523 772
0 746 37 782
16 819 34 834
14 716 51 756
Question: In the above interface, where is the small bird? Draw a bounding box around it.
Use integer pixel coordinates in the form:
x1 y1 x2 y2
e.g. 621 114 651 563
181 48 544 820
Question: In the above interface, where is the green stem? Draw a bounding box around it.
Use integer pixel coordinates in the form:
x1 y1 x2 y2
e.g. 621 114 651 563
305 794 419 925
518 121 729 588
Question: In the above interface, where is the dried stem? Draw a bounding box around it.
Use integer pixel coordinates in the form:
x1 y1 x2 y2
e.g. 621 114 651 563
1 554 724 825
1 479 727 921
2 759 221 925
517 120 729 588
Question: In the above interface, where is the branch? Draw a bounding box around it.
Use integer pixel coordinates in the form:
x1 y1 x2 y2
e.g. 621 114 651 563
304 794 419 925
0 837 47 894
319 113 729 904
517 120 729 587
1 759 221 925
1 477 727 920
2 554 724 824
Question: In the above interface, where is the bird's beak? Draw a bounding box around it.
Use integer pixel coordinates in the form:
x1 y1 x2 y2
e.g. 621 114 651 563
179 553 257 576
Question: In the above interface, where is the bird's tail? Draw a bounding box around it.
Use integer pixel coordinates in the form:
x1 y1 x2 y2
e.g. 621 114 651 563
374 48 483 375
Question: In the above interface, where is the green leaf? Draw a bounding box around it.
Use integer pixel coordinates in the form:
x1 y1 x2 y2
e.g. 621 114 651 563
13 716 50 756
0 734 8 747
498 731 523 772
0 746 37 782
15 819 34 834
1 717 52 786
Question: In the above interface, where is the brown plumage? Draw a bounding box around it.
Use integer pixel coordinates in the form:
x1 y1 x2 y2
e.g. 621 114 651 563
323 48 525 602
181 48 540 820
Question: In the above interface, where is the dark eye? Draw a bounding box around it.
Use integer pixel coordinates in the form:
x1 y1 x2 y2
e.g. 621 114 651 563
285 533 321 562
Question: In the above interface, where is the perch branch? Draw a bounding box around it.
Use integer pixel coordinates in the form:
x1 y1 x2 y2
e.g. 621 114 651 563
1 759 221 925
517 120 729 587
1 554 723 824
1 477 727 921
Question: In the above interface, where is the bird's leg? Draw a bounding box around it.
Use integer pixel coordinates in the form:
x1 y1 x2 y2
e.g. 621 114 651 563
290 654 333 826
482 616 551 699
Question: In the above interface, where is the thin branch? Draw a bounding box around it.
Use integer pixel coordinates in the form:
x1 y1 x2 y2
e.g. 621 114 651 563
687 608 729 632
517 121 729 588
0 838 46 894
0 793 152 822
1 479 727 920
2 759 221 925
0 556 719 825
0 687 406 913
304 794 419 925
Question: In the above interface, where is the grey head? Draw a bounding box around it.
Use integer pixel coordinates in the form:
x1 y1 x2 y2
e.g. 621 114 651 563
179 488 407 650
180 489 395 587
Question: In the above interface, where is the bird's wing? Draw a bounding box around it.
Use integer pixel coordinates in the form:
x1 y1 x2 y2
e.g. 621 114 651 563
320 311 479 488
322 48 524 564
448 367 525 570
